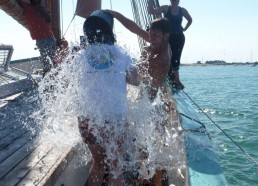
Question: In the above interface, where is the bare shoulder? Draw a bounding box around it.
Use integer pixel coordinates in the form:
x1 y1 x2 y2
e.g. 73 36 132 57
181 7 192 22
181 7 190 15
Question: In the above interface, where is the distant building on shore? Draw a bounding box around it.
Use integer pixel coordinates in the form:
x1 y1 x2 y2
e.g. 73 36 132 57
205 60 227 65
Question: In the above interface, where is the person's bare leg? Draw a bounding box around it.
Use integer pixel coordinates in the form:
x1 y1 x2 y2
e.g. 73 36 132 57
172 70 184 89
87 144 106 186
108 173 124 186
108 158 124 186
151 169 163 186
151 170 163 186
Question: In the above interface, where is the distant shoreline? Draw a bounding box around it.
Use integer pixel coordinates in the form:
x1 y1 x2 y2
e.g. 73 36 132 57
182 62 257 66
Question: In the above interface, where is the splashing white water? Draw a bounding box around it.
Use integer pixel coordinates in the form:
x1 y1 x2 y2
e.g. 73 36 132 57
32 43 185 182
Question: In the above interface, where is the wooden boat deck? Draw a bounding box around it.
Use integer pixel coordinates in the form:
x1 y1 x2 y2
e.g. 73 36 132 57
0 91 79 186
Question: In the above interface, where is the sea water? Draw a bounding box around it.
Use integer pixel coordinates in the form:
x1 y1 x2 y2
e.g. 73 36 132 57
180 65 258 186
31 44 184 182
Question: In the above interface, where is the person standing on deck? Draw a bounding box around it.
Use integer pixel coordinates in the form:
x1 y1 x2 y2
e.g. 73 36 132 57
106 10 171 101
148 0 192 89
18 0 57 77
106 10 171 185
75 10 140 186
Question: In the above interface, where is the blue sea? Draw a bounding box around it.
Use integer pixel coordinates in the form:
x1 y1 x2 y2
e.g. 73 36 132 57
180 65 258 186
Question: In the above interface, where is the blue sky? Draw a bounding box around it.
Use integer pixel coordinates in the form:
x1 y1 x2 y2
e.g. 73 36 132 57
1 0 258 63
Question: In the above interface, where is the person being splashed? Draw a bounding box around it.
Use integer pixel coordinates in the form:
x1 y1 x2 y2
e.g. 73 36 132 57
72 10 140 186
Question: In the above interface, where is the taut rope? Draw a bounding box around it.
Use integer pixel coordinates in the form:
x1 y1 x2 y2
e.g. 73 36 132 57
182 89 258 166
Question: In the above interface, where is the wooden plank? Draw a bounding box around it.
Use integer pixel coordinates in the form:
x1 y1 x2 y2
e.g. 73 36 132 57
54 147 91 186
0 138 39 180
0 104 20 128
17 144 77 186
0 119 22 139
0 120 18 132
0 79 34 99
41 144 79 186
0 127 17 140
0 132 36 163
0 127 29 150
0 140 50 186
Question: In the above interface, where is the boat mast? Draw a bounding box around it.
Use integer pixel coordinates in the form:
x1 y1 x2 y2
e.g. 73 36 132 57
46 0 61 41
0 0 61 41
0 0 28 29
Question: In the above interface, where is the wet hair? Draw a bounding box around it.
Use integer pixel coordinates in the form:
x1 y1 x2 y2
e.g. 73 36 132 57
83 16 116 45
149 18 171 33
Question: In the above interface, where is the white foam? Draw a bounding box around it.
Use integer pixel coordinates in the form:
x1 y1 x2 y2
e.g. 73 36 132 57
32 43 185 181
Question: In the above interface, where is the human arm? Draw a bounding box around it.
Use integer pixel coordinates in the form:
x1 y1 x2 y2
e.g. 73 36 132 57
148 0 168 15
105 10 149 42
182 8 192 31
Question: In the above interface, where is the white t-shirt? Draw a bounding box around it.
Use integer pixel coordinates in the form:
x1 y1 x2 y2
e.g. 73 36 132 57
72 44 134 119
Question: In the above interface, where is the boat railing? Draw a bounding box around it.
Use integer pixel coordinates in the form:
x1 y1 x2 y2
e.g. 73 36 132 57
9 66 31 77
0 44 14 71
0 44 34 99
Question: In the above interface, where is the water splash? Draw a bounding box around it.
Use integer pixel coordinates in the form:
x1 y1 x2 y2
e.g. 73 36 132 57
30 43 185 182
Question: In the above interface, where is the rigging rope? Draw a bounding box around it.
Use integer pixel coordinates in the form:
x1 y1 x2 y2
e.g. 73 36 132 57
61 0 76 39
130 0 162 50
72 0 77 43
62 14 76 39
169 106 207 132
109 0 113 10
182 89 258 166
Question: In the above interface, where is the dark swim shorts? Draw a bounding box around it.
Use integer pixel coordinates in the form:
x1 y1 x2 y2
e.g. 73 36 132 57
78 116 126 146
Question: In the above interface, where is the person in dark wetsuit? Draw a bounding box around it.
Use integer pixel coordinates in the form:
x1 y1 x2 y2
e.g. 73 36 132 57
148 0 192 89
